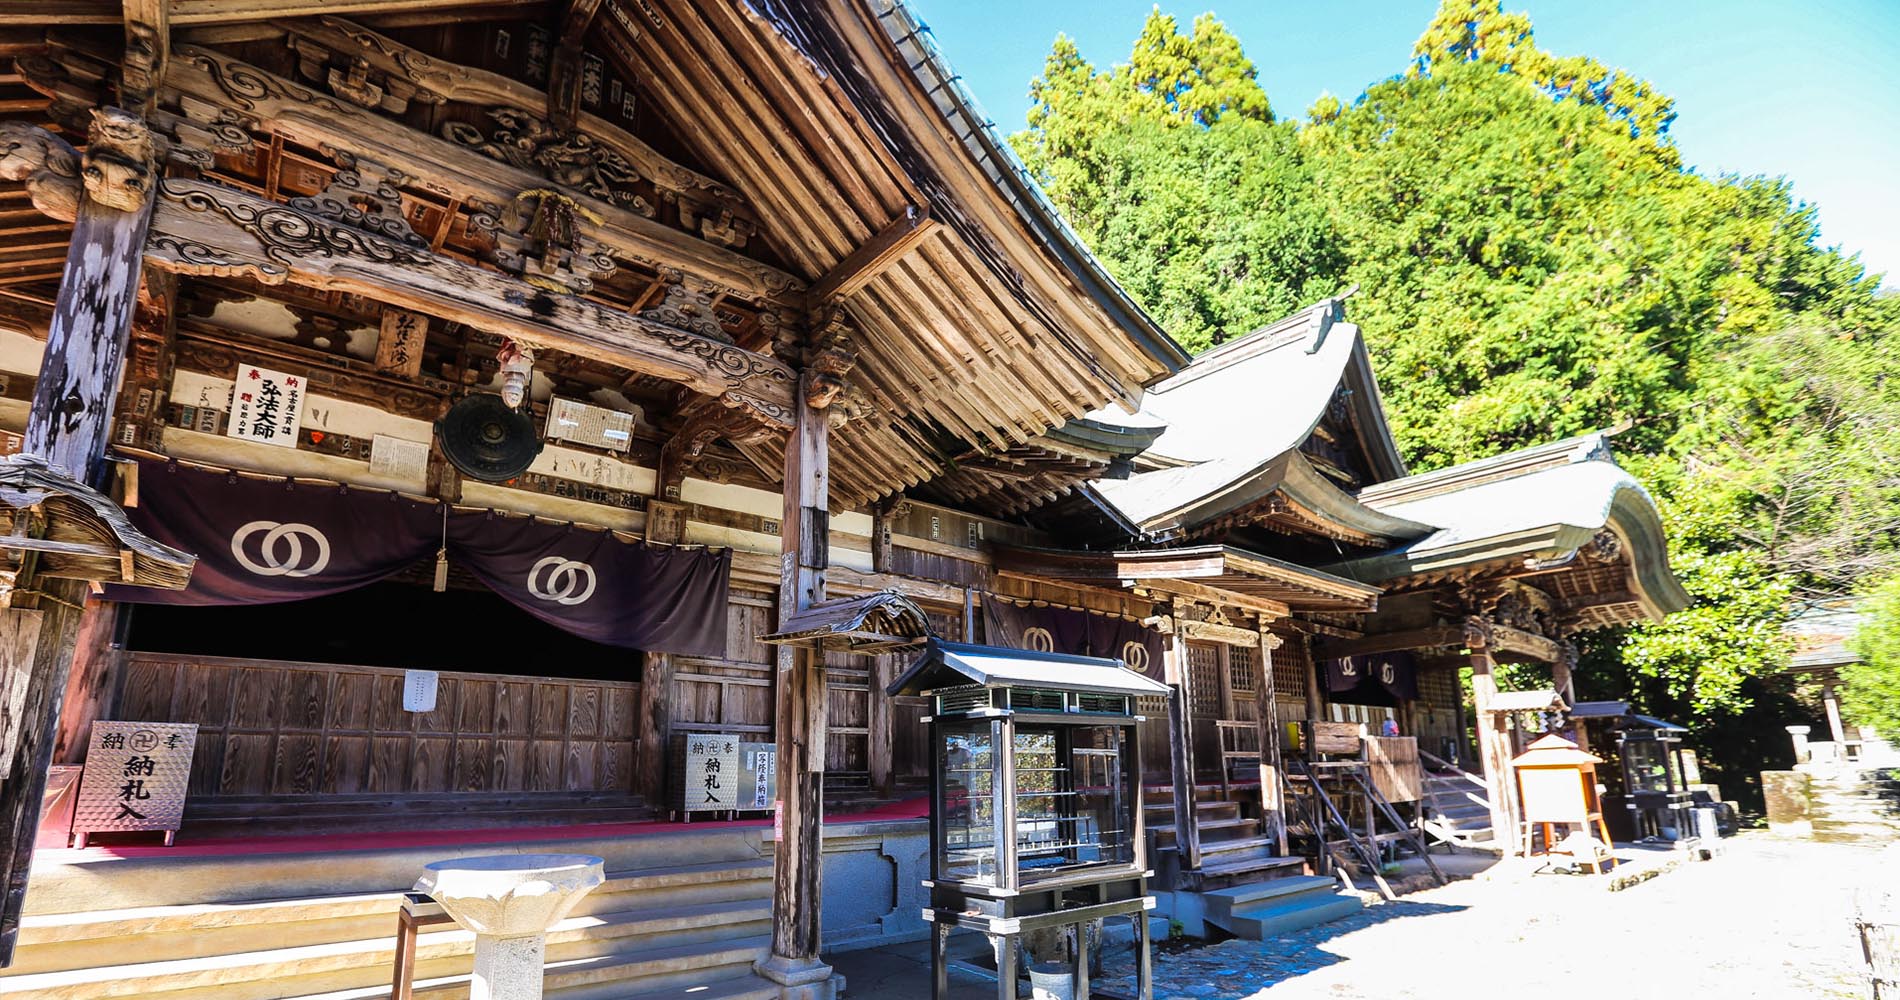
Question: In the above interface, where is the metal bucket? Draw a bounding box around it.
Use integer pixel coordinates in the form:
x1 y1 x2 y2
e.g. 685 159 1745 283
1028 962 1074 1000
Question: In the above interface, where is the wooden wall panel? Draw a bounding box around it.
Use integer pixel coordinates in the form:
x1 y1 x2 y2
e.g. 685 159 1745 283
672 589 775 740
112 653 641 800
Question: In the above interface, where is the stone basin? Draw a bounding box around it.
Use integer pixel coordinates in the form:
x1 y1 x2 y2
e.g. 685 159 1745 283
415 853 606 937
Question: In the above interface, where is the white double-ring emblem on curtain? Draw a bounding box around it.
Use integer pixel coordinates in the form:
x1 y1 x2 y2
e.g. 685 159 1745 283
528 556 597 605
1340 658 1358 676
1021 626 1055 652
1120 641 1150 673
1380 662 1396 684
231 521 332 578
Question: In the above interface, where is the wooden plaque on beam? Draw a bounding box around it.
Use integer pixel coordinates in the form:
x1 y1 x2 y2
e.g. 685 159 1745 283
375 309 427 379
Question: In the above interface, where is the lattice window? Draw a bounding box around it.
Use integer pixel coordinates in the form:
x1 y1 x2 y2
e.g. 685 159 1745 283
1417 663 1460 710
1187 642 1222 718
1271 637 1310 698
1229 645 1258 694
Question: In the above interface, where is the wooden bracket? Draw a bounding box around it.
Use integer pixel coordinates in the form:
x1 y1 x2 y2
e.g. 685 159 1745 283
121 0 170 115
547 0 606 131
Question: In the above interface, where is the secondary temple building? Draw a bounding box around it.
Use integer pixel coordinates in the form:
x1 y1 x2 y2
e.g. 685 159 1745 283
0 2 1687 997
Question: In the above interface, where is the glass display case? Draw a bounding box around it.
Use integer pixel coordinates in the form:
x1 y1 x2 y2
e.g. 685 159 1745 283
1614 715 1694 841
889 639 1167 1000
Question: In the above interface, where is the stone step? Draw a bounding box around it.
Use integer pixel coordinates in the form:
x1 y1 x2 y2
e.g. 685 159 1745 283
285 938 774 1000
1813 821 1900 845
1203 875 1339 918
1198 836 1276 859
1197 854 1307 881
10 859 773 975
0 898 772 1000
1218 893 1363 940
23 825 768 914
1202 875 1362 941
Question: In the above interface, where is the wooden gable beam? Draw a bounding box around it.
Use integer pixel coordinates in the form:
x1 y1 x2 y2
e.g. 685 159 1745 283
147 42 800 306
0 0 543 25
145 176 797 425
805 204 938 305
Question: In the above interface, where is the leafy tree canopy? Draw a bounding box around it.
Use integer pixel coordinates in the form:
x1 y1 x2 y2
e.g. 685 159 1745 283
1009 0 1900 799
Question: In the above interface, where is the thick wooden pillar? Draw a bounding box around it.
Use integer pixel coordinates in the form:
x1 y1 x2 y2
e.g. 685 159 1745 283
1256 630 1287 854
0 108 157 965
52 598 120 764
867 653 893 798
1463 619 1519 855
635 652 672 804
1162 627 1200 874
1302 634 1325 724
759 359 839 996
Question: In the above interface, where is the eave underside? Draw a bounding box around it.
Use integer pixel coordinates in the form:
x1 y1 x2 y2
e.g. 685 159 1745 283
2 0 1179 512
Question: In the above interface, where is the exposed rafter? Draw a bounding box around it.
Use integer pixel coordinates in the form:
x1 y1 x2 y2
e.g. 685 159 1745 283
805 203 937 305
0 0 545 25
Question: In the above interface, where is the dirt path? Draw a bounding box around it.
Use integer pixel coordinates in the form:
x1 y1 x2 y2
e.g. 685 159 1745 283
1094 834 1875 999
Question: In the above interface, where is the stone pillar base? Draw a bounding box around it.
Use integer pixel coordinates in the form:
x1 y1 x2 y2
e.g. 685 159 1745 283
756 954 844 1000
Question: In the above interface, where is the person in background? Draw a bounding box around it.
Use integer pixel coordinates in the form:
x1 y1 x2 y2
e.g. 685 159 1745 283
1381 717 1400 738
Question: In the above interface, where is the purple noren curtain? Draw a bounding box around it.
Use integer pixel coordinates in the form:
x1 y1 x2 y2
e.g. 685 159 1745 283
983 600 1165 680
1324 651 1419 706
103 458 730 657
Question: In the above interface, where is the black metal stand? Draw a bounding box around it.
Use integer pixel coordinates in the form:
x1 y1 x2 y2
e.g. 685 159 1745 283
926 894 1154 1000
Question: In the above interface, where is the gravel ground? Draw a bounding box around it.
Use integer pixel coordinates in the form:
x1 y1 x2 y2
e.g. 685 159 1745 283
1089 833 1875 1000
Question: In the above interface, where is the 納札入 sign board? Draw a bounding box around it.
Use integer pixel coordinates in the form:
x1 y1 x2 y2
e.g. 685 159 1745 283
681 733 739 812
74 721 198 846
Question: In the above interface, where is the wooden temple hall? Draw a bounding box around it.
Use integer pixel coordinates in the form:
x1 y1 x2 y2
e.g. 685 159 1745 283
0 1 1689 997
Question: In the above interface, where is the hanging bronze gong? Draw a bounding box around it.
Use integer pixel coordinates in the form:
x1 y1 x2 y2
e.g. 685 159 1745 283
435 392 544 482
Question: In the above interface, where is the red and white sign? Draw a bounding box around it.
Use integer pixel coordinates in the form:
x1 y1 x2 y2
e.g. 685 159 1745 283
227 365 306 448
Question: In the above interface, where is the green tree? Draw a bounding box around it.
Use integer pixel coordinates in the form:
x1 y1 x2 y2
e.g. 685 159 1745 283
1843 576 1900 737
1011 1 1897 806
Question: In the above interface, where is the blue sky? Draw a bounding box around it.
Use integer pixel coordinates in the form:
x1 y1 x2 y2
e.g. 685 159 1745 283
908 0 1900 285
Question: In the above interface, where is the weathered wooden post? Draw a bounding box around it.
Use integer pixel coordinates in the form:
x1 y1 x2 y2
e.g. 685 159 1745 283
757 326 852 999
0 106 161 964
1162 625 1201 874
1463 617 1520 855
1256 629 1287 854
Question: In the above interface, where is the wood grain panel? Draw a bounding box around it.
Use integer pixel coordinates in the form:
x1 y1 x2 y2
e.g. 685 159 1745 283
565 741 597 791
327 672 375 730
189 731 225 797
411 736 453 792
454 737 492 792
282 670 328 730
231 667 284 729
604 686 636 740
117 660 178 721
531 740 564 789
220 733 273 795
116 652 643 801
415 677 458 734
371 673 409 732
568 686 601 739
494 739 530 792
272 733 323 794
369 736 410 793
323 735 370 794
495 682 534 737
458 679 498 733
533 684 568 737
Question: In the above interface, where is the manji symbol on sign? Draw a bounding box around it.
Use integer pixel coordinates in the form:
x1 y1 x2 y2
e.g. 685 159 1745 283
73 721 199 846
